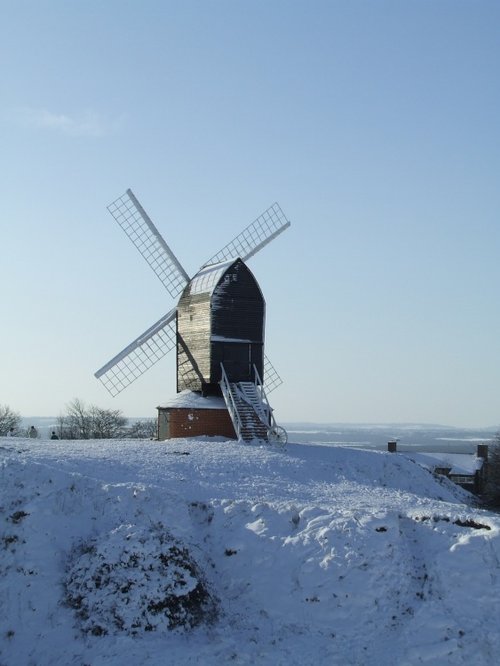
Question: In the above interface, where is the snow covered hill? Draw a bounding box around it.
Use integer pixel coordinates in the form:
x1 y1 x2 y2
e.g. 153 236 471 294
1 436 499 665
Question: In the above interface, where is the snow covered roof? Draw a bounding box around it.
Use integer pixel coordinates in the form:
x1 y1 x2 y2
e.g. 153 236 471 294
157 389 227 410
187 259 236 296
405 452 484 475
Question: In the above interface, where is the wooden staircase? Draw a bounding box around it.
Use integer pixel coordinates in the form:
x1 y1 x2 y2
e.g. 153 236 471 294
226 381 270 442
219 363 287 445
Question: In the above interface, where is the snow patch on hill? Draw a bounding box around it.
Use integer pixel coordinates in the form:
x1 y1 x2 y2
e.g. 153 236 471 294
1 437 499 665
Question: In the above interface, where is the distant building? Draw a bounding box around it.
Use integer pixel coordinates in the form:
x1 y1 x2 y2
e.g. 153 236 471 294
388 442 489 495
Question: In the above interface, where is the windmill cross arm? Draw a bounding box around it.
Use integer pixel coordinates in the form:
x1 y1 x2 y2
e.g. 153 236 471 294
107 189 190 298
201 202 291 268
94 307 175 378
94 307 177 396
125 190 190 284
242 221 291 262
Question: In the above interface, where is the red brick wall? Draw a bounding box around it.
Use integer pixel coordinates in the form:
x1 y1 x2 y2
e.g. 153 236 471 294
159 407 236 440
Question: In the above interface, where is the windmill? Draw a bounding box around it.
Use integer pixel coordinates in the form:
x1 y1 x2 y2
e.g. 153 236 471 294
95 189 291 443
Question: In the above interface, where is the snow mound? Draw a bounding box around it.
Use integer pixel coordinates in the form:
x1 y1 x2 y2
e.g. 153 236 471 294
64 523 218 635
1 436 500 665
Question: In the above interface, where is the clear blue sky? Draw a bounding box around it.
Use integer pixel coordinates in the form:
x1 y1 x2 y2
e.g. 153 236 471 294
1 1 499 427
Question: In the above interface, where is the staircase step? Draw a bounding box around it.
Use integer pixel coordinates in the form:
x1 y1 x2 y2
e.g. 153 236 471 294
223 380 270 442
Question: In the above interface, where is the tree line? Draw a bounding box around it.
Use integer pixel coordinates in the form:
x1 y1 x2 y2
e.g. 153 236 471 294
0 400 156 440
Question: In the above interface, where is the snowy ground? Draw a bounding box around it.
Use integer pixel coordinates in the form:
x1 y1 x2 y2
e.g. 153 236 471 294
1 436 499 665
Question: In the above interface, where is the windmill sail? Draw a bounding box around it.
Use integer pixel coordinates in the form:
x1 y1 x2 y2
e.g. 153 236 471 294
108 189 189 297
202 203 290 267
263 354 284 393
94 308 177 396
95 192 291 397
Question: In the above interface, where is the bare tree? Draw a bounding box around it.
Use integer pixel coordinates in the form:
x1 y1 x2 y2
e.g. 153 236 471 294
127 418 157 439
65 398 92 439
60 399 127 439
0 404 21 435
89 406 127 439
55 414 68 439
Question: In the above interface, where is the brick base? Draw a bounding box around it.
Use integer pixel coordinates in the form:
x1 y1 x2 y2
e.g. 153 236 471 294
157 407 236 440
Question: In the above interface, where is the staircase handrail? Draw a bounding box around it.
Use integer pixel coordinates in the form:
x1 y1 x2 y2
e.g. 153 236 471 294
253 365 288 445
219 363 242 440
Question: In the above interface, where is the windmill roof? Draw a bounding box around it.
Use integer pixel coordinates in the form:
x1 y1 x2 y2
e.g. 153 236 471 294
188 259 237 296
